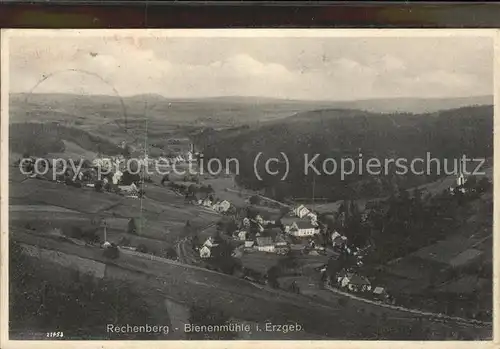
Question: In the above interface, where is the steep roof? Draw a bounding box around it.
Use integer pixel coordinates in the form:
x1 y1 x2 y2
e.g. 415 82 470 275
280 217 297 226
295 220 316 229
348 274 371 286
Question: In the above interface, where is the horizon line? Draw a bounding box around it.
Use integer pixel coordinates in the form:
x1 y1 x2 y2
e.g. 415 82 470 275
9 92 494 104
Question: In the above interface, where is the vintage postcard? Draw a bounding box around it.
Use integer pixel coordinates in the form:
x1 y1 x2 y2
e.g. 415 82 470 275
0 29 498 347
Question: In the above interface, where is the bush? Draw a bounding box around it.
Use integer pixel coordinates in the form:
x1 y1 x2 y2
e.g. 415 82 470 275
94 180 103 192
164 247 178 260
249 195 261 205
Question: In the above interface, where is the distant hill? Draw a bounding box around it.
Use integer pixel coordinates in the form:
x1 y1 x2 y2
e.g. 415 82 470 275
318 96 493 114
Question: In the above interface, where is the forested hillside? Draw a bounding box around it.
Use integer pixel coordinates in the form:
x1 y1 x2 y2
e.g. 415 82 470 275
195 105 493 201
10 122 123 157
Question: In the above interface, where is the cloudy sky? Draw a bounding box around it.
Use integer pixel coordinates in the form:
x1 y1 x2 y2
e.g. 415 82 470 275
8 34 493 101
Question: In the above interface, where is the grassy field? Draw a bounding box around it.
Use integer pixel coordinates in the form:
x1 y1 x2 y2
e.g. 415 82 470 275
9 168 221 255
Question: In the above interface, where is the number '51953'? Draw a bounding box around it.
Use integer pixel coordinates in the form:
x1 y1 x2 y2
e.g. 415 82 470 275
46 332 64 338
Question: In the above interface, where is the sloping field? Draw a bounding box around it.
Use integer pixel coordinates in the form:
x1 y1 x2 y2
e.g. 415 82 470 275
9 173 221 248
48 140 99 160
10 179 122 214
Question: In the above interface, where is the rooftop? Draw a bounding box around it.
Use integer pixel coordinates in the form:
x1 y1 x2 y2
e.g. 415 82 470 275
295 220 316 229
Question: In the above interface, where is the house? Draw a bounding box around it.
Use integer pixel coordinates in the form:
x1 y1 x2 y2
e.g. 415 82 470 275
199 245 211 258
237 230 247 241
242 217 250 228
340 273 372 293
275 234 288 246
289 220 319 237
275 236 290 255
213 200 231 213
293 205 310 218
202 197 213 207
255 237 275 253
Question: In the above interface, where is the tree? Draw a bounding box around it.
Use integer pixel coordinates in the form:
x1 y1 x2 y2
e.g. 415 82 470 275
266 266 280 289
94 180 103 192
164 247 178 260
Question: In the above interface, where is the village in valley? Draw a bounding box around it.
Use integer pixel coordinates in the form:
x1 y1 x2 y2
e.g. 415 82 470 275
7 33 494 341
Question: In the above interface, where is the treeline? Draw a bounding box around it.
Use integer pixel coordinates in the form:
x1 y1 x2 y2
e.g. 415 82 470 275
10 122 123 156
331 176 493 264
195 106 493 202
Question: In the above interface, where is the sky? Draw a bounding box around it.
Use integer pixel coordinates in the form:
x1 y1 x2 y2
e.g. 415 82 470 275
8 34 494 101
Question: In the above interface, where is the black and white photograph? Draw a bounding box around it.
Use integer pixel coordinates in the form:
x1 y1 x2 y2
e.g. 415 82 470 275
1 29 496 342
